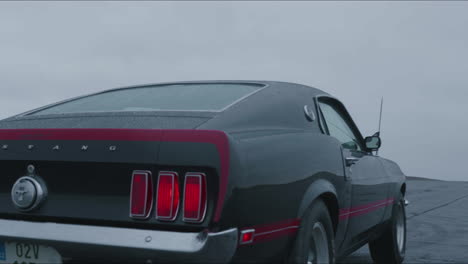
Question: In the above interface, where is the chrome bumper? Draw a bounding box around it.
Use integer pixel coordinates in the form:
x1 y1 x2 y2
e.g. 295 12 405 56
0 219 238 263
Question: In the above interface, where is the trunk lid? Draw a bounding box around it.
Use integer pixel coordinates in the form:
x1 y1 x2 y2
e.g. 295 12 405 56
0 126 230 231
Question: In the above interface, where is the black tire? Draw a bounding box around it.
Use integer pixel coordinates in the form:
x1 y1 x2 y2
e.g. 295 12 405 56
369 198 406 264
287 199 335 264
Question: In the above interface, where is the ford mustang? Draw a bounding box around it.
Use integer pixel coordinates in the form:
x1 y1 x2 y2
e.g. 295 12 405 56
0 81 406 264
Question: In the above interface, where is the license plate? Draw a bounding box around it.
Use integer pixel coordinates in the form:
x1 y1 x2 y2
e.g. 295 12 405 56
0 241 62 264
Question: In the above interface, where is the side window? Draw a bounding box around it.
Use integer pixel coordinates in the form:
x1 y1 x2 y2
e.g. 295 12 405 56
319 101 363 151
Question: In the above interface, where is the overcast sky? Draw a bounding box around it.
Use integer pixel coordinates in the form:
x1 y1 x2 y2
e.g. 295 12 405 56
0 1 467 181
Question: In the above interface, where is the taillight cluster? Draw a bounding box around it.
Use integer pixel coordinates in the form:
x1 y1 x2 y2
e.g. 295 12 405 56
130 170 207 223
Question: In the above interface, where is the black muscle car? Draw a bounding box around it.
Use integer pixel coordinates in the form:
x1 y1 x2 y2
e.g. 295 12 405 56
0 81 407 264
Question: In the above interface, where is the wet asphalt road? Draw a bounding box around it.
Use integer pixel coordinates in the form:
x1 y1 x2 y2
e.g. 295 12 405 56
341 178 468 263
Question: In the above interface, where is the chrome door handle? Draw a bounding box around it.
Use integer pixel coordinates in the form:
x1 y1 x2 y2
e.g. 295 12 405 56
345 157 360 167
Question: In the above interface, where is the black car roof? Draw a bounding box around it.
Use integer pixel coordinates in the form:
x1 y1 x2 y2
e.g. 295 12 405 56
105 80 325 95
1 81 329 132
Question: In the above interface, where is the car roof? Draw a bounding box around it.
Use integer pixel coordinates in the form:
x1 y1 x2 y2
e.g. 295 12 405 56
88 80 329 132
3 81 330 133
184 81 331 132
104 80 326 95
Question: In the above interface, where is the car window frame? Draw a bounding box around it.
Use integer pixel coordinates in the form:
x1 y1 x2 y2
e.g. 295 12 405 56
314 95 368 153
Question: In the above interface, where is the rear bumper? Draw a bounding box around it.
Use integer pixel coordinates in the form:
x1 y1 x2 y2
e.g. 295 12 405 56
0 219 238 263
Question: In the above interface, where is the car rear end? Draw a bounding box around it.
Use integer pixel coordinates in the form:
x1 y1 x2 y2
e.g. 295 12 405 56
0 82 267 264
0 128 239 263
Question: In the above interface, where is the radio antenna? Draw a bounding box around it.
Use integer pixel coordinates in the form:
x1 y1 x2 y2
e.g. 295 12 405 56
376 97 383 155
378 97 383 135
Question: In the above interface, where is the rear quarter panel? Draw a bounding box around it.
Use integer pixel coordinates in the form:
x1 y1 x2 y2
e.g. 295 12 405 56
222 130 348 261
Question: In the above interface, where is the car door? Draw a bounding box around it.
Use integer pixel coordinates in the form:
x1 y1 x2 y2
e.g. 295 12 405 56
317 97 390 245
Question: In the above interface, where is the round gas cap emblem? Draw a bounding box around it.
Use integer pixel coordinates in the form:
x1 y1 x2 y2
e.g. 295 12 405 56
12 178 37 209
11 175 47 211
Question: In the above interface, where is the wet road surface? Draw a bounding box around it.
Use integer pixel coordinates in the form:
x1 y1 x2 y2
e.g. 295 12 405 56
341 177 468 263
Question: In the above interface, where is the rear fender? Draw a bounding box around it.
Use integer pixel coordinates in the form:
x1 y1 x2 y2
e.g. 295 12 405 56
298 179 339 232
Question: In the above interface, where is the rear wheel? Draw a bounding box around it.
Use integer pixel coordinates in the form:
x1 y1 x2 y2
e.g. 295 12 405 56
287 199 335 264
369 198 406 264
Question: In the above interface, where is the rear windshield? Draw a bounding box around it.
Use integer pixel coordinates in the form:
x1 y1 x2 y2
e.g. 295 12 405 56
30 83 264 115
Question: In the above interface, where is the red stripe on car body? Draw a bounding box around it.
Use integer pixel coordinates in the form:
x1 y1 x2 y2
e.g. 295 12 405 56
239 218 301 246
339 198 395 220
0 128 230 222
238 197 395 246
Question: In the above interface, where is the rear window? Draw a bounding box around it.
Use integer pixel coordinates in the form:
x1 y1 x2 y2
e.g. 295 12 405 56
30 83 264 115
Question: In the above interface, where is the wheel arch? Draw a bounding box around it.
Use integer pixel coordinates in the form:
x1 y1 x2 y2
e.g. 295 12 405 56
298 179 339 235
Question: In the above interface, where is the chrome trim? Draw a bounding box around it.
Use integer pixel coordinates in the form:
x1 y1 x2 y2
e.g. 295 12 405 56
0 219 238 260
308 222 329 264
11 175 48 212
155 171 180 221
314 94 367 151
396 204 406 254
129 170 153 219
313 95 329 135
345 157 360 167
183 172 207 223
239 229 255 245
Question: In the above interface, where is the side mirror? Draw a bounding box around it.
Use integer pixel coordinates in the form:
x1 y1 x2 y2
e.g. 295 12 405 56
365 133 381 151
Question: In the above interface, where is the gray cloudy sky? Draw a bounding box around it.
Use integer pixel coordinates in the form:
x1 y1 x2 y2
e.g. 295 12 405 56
1 2 467 181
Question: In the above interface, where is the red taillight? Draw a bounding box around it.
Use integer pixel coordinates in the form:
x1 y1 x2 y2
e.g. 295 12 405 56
183 172 207 223
156 171 180 221
130 171 153 218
